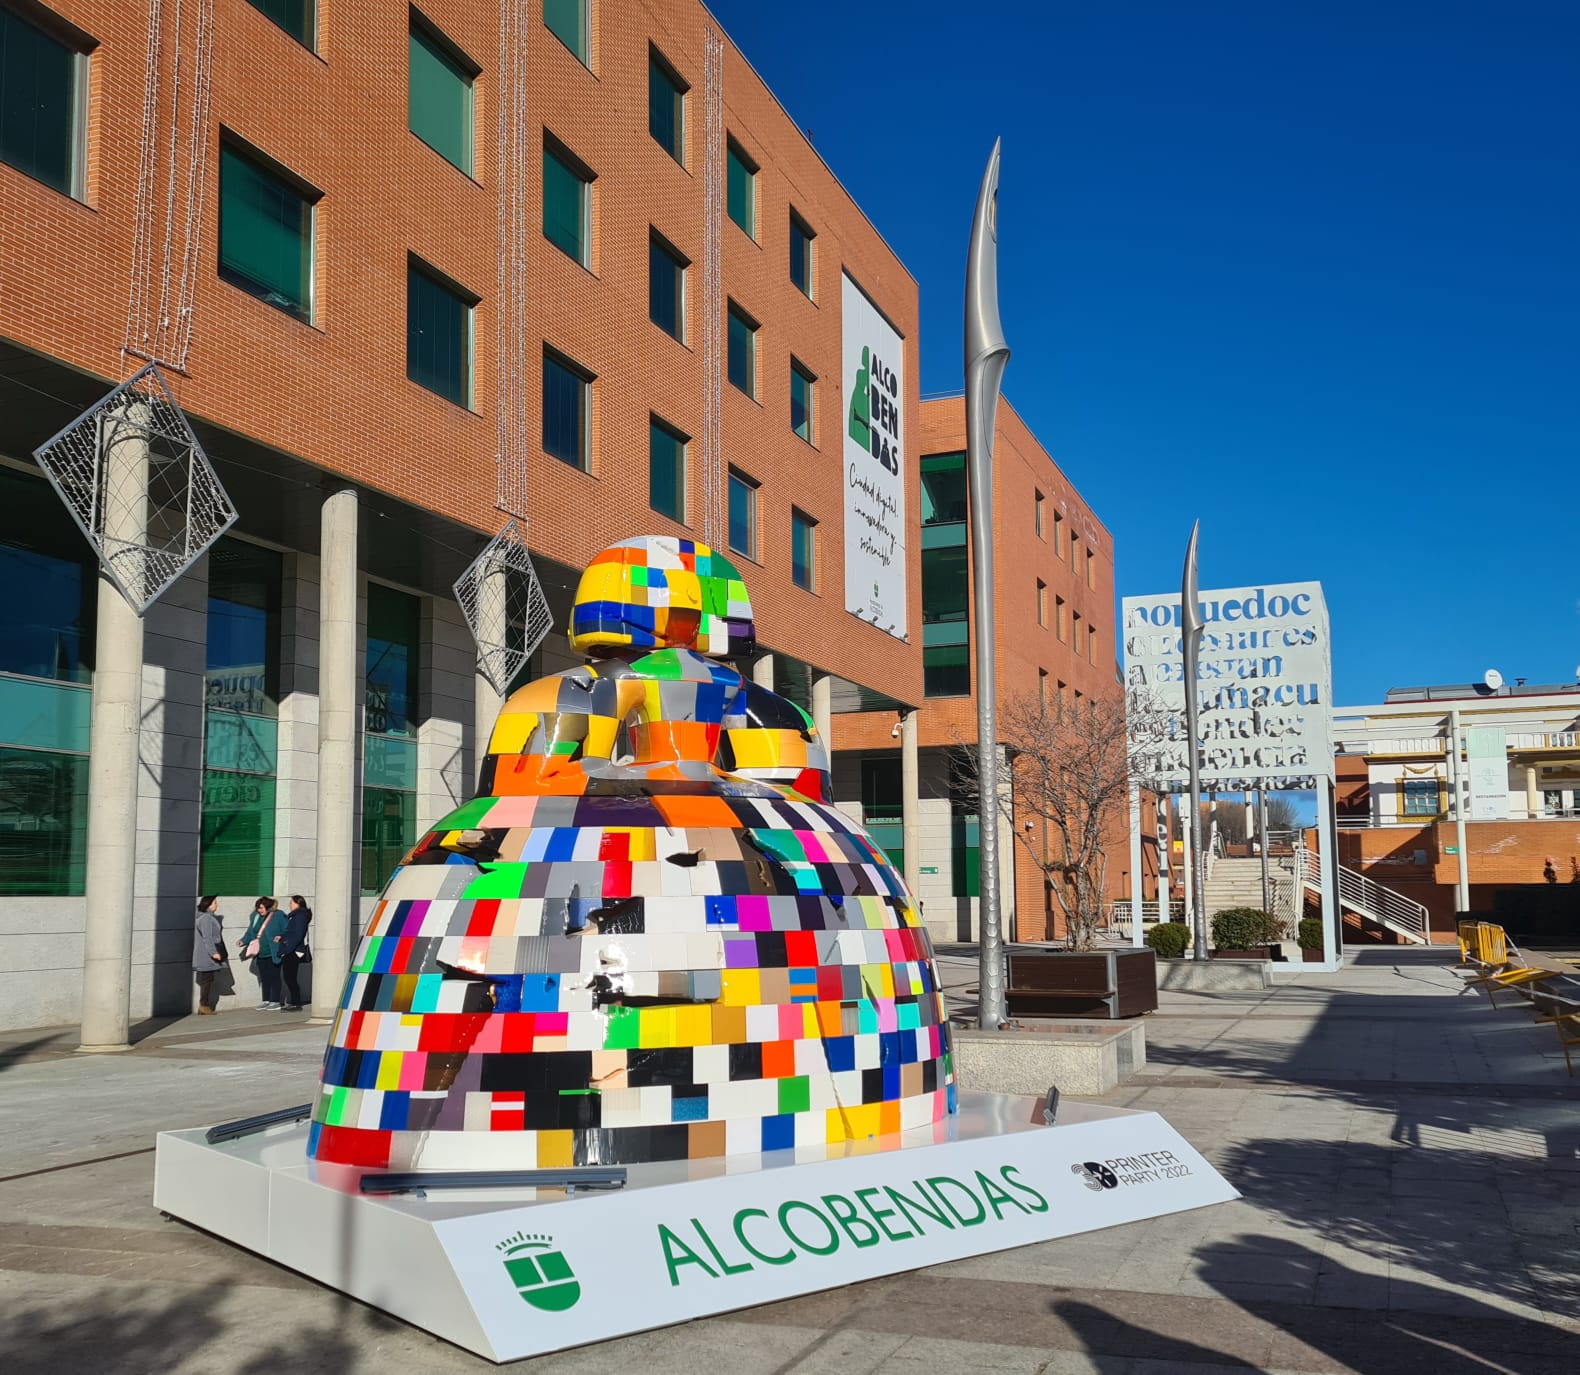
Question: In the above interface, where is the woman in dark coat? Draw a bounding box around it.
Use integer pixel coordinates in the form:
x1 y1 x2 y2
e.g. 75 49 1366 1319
275 895 312 1011
192 896 226 1015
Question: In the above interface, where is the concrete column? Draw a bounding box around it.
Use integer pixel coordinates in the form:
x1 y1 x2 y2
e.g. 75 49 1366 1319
1317 773 1340 965
811 672 832 753
1447 709 1470 911
310 489 359 1022
751 653 775 690
901 709 920 899
1525 765 1540 819
1128 783 1144 947
79 411 149 1052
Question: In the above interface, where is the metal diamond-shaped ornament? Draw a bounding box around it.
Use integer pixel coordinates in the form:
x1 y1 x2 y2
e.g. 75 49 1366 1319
454 520 553 694
32 363 238 615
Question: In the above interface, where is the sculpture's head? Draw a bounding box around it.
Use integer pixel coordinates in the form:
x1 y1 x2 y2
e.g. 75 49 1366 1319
569 536 755 658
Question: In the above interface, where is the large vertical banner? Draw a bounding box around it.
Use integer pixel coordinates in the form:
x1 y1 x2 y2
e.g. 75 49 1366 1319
841 273 907 639
1465 726 1510 820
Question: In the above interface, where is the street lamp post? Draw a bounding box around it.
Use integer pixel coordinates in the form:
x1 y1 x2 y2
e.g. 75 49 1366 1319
1181 521 1209 960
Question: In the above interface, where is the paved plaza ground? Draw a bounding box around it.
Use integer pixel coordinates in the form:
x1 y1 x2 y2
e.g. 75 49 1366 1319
3 947 1579 1374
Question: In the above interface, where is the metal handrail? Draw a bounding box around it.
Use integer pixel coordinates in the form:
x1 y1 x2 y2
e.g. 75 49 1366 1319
1300 846 1429 942
1107 899 1185 933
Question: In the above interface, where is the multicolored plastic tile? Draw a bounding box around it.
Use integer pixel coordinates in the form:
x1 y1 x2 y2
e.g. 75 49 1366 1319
309 537 954 1170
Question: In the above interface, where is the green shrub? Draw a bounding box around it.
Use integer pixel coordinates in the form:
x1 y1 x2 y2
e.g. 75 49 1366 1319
1145 921 1190 959
1210 906 1282 951
1297 918 1325 951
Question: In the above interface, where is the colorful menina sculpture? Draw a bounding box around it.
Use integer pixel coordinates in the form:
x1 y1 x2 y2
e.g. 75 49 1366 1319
308 536 955 1169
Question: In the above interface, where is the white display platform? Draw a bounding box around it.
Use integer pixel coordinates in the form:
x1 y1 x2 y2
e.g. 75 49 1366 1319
154 1092 1236 1363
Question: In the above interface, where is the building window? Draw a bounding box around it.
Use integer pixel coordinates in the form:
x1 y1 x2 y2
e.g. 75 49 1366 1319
921 451 967 525
789 211 814 297
1071 533 1081 573
544 0 588 64
543 349 592 471
925 644 970 699
790 358 815 441
201 539 282 895
247 0 314 47
363 583 421 893
409 15 475 174
648 46 685 162
1087 542 1097 589
407 259 474 406
727 468 757 559
218 142 315 322
649 416 686 522
1088 626 1098 665
1072 611 1083 657
726 138 756 237
1053 510 1065 556
543 136 591 266
727 301 757 397
1037 579 1047 627
0 467 95 896
649 232 685 341
1400 777 1442 819
1056 595 1067 641
0 4 86 199
922 546 968 625
861 757 902 817
1039 669 1049 711
791 510 816 591
1034 489 1045 537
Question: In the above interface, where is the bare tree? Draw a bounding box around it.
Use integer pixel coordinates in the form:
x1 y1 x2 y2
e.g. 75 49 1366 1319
952 689 1170 952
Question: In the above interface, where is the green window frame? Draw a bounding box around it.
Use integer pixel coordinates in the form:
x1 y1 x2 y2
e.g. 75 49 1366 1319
246 0 314 47
727 302 756 397
649 417 687 523
648 46 685 162
726 138 755 237
544 348 592 471
218 141 315 322
920 451 967 526
544 0 588 65
543 137 591 266
789 212 814 298
790 359 814 441
0 4 86 199
407 258 475 407
791 510 816 592
409 15 475 174
727 468 757 560
649 232 685 340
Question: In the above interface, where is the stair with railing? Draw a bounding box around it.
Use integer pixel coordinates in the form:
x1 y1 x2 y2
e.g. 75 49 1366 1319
1297 846 1429 944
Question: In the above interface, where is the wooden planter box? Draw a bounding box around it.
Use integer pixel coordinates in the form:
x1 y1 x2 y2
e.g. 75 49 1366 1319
1211 946 1275 961
1301 947 1325 962
1005 947 1158 1020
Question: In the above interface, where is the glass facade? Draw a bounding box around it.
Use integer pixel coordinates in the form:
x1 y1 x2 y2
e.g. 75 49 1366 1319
247 0 314 46
407 262 472 406
727 303 756 396
0 6 81 197
544 350 590 470
544 142 589 265
201 539 282 895
790 360 813 441
921 453 970 698
544 0 587 63
649 418 686 522
791 510 815 591
219 145 313 321
727 469 756 560
726 139 755 236
648 50 683 161
363 584 421 893
789 214 814 297
649 234 684 340
409 20 473 173
0 468 95 895
861 758 903 872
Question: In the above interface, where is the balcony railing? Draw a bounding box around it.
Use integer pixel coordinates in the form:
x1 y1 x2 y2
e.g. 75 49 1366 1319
1337 808 1580 828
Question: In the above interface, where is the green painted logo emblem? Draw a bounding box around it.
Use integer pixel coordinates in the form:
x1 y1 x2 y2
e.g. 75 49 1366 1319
497 1231 581 1311
849 345 872 450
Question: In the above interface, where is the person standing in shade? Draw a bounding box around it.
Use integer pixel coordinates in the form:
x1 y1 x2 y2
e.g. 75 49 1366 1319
192 896 226 1016
275 895 313 1012
238 897 286 1009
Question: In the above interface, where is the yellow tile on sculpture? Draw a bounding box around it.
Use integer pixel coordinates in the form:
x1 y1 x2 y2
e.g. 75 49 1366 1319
824 1107 849 1144
641 1006 677 1047
374 1051 404 1091
675 1005 712 1046
488 711 539 754
720 968 760 1005
537 1131 574 1169
583 713 620 759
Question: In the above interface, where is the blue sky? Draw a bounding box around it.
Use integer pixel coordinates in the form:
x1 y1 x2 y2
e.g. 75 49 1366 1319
707 0 1580 704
